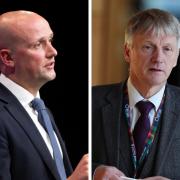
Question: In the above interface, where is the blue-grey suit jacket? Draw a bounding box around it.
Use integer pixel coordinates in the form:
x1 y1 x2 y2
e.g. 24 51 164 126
0 83 73 180
92 82 180 179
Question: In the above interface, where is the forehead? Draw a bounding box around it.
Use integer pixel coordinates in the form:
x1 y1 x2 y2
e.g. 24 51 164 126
133 31 177 45
16 17 53 41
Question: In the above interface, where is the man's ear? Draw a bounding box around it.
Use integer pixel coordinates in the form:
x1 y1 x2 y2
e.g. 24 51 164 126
0 49 15 67
124 43 131 63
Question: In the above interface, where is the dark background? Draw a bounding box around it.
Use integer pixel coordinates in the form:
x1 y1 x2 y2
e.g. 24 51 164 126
0 0 88 168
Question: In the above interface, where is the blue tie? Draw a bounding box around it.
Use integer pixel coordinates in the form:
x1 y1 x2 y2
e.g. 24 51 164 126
31 98 67 180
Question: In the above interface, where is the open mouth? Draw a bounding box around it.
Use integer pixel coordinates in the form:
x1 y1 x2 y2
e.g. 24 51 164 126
45 61 55 69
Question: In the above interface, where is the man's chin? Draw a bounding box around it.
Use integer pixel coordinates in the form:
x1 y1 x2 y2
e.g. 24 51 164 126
48 72 56 80
148 79 166 87
42 73 56 83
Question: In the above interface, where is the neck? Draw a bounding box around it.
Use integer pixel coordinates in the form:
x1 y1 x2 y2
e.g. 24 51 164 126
130 79 166 99
7 75 40 97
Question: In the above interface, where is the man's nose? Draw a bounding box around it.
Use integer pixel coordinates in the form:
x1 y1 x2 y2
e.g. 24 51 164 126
46 42 58 57
151 48 164 63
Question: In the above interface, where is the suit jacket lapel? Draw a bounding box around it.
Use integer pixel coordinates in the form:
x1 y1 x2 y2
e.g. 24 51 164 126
0 84 60 180
153 85 179 174
140 85 180 176
102 83 133 175
102 102 118 166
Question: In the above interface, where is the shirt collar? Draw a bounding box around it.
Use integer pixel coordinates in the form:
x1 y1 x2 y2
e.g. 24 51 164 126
0 73 40 106
127 78 165 111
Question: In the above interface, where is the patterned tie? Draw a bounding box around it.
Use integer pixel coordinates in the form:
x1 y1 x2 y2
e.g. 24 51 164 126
133 100 154 160
31 98 67 180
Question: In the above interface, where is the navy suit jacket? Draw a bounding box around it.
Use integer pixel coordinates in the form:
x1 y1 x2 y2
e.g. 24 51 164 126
92 82 180 179
0 83 73 180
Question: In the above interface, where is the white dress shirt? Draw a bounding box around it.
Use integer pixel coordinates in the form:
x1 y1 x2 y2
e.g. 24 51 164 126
127 78 165 131
0 73 62 158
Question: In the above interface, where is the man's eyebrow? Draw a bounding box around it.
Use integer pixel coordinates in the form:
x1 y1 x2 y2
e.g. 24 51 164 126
33 33 54 43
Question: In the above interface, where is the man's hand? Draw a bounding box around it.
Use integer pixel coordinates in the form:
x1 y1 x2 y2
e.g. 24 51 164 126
93 165 125 180
67 154 88 180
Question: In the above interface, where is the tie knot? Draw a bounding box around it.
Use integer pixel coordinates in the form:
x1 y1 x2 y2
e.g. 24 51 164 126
31 98 46 111
136 100 154 115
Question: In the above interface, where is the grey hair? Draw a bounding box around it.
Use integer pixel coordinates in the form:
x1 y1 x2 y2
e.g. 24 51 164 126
125 8 180 48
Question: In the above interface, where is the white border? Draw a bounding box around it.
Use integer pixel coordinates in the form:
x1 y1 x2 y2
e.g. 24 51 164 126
88 0 92 179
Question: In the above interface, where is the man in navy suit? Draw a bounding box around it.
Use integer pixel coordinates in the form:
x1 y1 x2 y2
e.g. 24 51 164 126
93 9 180 180
0 10 88 180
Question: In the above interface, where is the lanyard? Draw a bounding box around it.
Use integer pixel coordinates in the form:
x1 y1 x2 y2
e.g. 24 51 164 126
123 86 164 177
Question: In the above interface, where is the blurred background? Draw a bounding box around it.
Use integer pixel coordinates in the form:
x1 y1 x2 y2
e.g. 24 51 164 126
0 0 88 169
93 0 180 86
